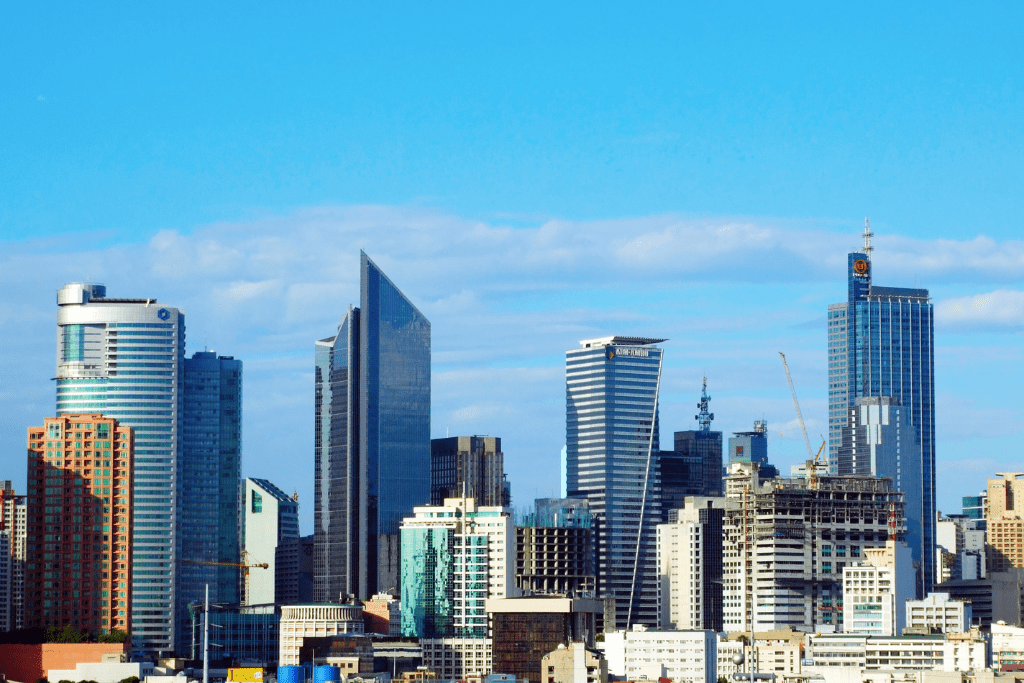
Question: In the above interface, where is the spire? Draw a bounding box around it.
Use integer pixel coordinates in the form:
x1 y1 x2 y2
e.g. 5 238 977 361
863 217 873 257
695 376 714 432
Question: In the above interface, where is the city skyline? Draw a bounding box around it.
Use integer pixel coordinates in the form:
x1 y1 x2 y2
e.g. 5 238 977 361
3 5 1023 544
0 221 1018 536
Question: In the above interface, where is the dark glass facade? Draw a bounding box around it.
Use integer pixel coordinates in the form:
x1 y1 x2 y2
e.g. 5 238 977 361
315 307 361 601
430 436 505 506
360 253 432 595
179 352 242 652
828 250 935 595
315 252 431 601
566 338 663 628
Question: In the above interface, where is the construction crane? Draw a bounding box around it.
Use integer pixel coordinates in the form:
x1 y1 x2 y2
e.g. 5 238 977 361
779 352 814 460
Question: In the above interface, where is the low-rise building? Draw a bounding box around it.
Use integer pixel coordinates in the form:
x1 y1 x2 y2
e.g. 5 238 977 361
364 592 401 636
906 593 971 634
843 541 915 636
602 627 717 683
991 622 1024 671
541 642 607 683
806 632 988 672
278 604 365 665
486 596 601 683
419 637 493 680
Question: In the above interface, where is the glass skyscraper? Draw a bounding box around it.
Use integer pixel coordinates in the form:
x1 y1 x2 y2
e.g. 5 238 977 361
56 282 184 656
827 230 935 594
178 351 242 653
566 336 664 628
315 252 431 602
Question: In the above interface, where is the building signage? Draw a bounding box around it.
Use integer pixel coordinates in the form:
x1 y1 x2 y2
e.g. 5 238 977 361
608 347 650 359
852 259 870 278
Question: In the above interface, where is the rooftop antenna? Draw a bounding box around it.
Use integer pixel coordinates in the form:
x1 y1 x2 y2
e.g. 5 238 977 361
695 376 714 432
863 217 873 258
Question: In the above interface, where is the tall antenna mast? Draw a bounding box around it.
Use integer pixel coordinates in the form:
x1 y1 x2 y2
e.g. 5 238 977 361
863 217 873 257
696 376 714 432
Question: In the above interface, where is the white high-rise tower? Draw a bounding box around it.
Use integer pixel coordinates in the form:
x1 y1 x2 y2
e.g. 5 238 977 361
56 282 184 656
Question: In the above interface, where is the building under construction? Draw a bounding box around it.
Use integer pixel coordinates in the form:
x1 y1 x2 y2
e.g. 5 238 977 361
723 462 907 634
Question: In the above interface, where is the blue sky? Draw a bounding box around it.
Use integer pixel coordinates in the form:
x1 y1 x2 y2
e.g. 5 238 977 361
2 3 1022 531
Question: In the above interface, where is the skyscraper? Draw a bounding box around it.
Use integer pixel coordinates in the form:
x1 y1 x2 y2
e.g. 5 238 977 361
315 252 431 602
837 396 924 591
827 223 935 594
566 336 664 629
25 414 134 635
56 282 183 656
178 351 242 651
430 436 506 507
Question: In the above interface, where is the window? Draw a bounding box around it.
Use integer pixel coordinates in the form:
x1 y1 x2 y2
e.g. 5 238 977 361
252 490 263 513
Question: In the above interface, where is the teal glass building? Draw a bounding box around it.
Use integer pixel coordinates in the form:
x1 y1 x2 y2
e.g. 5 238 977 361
827 232 935 595
55 282 184 656
566 336 664 629
178 351 242 652
315 252 431 602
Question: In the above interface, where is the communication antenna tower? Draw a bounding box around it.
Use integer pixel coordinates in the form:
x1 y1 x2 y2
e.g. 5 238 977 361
863 216 873 257
695 376 714 432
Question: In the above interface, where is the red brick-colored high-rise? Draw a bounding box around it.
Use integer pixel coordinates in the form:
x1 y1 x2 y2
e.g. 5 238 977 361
26 414 133 636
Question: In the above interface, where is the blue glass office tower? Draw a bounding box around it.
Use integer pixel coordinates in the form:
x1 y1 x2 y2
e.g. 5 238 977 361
827 228 935 594
315 252 431 601
178 351 242 654
55 283 184 656
566 336 664 629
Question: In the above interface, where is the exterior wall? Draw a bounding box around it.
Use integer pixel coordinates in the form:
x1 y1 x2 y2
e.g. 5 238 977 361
827 249 936 595
430 437 505 507
516 524 595 597
906 593 970 634
486 597 602 682
602 629 716 683
566 337 664 629
278 604 365 665
204 610 281 666
0 642 127 683
179 350 243 646
363 593 400 635
724 465 906 633
807 633 987 672
987 474 1024 574
26 415 133 635
314 252 431 602
657 518 702 629
842 541 914 636
244 478 299 605
0 482 27 631
991 622 1024 671
48 661 144 683
55 282 184 656
673 426 724 499
420 637 492 679
838 397 924 589
400 498 514 639
541 642 608 683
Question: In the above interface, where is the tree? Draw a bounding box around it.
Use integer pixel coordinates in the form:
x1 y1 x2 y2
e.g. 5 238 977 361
118 678 140 683
45 625 88 643
99 629 129 643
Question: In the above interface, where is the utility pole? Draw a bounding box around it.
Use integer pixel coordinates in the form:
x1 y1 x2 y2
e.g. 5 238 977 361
203 584 209 683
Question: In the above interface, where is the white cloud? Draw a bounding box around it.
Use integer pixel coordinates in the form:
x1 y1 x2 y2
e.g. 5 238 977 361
936 289 1024 330
1 204 1021 527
